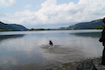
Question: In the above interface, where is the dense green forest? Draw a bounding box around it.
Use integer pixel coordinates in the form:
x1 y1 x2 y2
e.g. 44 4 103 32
59 19 104 30
0 21 28 31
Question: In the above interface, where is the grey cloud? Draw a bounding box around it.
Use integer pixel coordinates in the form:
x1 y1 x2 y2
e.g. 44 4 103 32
2 0 105 28
0 0 16 7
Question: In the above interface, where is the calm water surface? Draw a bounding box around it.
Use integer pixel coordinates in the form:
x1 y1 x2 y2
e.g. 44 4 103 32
0 30 103 70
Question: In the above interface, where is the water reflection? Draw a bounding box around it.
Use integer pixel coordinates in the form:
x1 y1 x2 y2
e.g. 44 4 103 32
72 32 101 38
0 34 25 42
0 30 103 70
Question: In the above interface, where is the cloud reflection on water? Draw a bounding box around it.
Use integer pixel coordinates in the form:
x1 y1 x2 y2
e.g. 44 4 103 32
0 30 103 70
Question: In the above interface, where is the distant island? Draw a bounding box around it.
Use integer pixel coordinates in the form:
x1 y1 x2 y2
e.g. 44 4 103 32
29 28 57 31
0 19 104 31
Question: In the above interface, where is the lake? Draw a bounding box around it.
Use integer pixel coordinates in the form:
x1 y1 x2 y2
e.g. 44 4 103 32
0 30 103 70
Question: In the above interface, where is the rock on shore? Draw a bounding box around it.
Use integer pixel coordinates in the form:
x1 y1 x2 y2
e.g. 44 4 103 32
46 57 105 70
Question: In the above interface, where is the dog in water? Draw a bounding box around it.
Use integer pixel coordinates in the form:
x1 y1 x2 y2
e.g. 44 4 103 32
49 40 53 46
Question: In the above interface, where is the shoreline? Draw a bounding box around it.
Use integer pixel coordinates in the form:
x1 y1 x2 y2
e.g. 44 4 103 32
1 57 105 70
46 57 105 70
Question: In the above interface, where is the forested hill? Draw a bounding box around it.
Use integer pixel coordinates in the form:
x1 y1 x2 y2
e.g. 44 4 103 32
59 19 104 30
10 24 28 31
0 21 28 31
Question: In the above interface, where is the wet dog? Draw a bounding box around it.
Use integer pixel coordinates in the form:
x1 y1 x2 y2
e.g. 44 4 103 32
49 40 53 46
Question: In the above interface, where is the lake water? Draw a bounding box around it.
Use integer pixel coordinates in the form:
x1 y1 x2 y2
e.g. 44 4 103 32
0 30 103 70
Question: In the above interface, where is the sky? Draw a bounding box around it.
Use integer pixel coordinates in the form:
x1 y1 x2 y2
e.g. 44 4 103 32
0 0 105 29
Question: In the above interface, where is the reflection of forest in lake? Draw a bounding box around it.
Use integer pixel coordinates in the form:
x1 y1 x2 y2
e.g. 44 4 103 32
71 32 101 38
0 34 25 41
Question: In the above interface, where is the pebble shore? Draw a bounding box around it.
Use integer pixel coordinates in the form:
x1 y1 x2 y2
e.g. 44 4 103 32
46 57 105 70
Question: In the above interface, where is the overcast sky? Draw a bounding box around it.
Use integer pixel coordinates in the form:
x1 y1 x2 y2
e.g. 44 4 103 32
0 0 105 28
